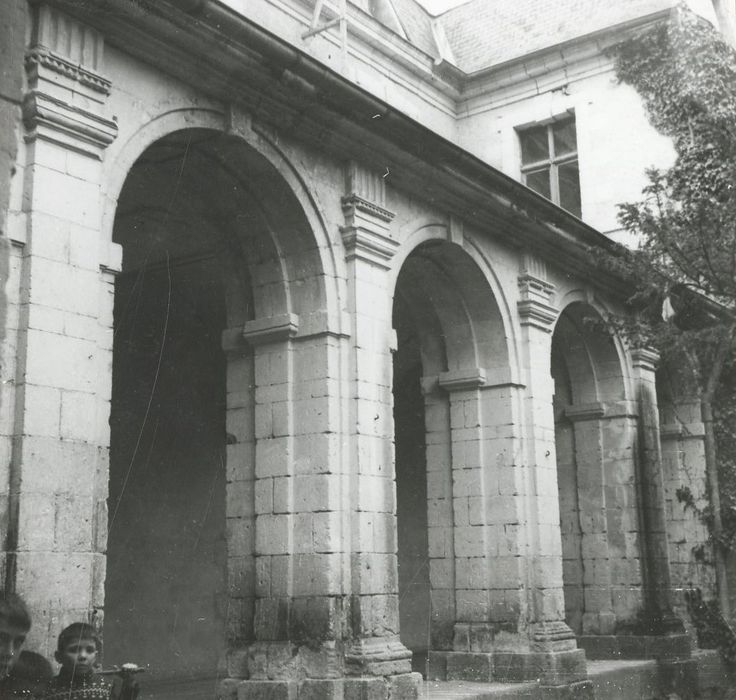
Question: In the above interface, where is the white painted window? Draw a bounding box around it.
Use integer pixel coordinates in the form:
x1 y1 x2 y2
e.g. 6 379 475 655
519 116 581 218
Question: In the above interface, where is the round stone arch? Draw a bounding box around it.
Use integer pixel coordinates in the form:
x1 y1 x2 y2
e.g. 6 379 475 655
99 111 343 682
390 229 518 668
390 222 519 374
100 107 342 325
551 296 644 642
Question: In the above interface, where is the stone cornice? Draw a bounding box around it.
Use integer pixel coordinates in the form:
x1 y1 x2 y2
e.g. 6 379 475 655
340 224 399 269
341 194 394 224
23 91 118 157
47 0 632 300
25 48 112 95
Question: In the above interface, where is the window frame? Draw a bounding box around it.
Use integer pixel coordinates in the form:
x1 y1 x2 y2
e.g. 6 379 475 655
518 116 580 217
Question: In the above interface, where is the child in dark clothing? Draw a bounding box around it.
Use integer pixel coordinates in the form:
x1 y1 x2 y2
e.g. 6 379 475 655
4 651 53 697
40 623 139 700
0 591 33 698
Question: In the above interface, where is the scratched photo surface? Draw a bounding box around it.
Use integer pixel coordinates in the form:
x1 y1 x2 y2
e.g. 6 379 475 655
2 0 734 698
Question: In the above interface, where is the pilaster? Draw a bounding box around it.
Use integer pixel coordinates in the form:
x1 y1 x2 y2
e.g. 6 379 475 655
9 2 119 653
509 255 586 682
340 162 418 690
24 4 118 159
630 348 689 642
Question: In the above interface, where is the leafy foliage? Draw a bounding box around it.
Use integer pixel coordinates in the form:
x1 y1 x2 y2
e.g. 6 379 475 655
612 8 736 312
607 5 736 645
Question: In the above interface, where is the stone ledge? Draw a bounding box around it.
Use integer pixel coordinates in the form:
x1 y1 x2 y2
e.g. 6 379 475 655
219 673 422 700
578 633 691 661
428 648 587 686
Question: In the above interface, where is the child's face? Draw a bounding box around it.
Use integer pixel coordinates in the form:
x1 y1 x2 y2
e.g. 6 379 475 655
56 638 99 677
0 619 27 677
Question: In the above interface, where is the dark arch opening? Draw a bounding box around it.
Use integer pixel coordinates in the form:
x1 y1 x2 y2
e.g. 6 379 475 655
393 292 430 671
392 239 508 674
105 128 322 682
551 302 627 637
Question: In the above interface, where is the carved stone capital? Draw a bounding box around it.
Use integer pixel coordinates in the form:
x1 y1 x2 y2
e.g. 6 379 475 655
517 254 557 332
24 4 117 158
341 201 397 270
631 347 660 373
340 162 398 269
23 91 118 157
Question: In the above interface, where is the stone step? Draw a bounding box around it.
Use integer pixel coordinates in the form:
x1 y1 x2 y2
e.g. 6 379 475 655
586 659 659 700
137 651 726 699
139 676 221 698
422 679 539 698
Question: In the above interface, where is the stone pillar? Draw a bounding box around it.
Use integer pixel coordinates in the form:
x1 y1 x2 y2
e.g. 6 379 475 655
226 311 356 700
422 384 456 653
9 3 118 655
659 398 713 619
566 400 651 659
515 257 588 684
220 328 256 673
426 369 529 683
627 348 691 660
340 162 421 699
427 255 588 690
562 403 616 638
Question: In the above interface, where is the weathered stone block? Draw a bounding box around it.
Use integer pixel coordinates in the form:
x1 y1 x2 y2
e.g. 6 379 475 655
256 437 291 478
343 676 387 700
237 679 296 700
445 651 493 682
256 514 292 555
292 554 342 595
253 598 290 641
290 597 336 643
455 589 489 622
426 651 447 681
218 678 239 700
22 384 61 436
298 679 343 700
227 648 250 678
387 672 421 699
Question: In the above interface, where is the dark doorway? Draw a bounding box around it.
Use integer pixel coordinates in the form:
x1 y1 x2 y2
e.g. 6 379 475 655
105 133 229 681
393 297 430 674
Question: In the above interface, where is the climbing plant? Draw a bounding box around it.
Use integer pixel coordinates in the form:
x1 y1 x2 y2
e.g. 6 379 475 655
603 4 736 635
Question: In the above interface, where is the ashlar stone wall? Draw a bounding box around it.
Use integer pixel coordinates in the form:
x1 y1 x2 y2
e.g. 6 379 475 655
0 2 706 696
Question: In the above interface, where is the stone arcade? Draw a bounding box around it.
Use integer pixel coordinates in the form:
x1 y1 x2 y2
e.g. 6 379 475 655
0 0 722 697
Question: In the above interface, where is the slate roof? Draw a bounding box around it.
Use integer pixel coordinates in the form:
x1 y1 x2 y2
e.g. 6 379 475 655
381 0 677 73
391 0 439 56
436 0 676 72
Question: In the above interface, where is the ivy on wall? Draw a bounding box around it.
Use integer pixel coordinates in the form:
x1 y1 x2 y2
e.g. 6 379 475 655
609 4 736 658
